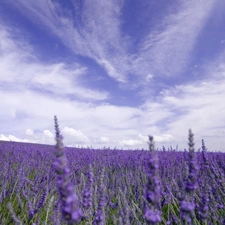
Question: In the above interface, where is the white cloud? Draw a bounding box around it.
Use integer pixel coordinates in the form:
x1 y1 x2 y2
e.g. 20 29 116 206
1 72 225 151
0 135 10 141
146 74 153 81
1 0 223 90
43 130 54 138
138 134 148 142
132 0 219 78
0 25 109 101
25 129 34 136
8 0 127 82
91 104 142 129
2 0 220 90
0 134 29 143
62 127 89 143
139 102 174 127
1 68 225 151
1 130 55 145
119 133 174 148
100 137 110 143
119 139 142 146
154 134 174 143
156 76 225 150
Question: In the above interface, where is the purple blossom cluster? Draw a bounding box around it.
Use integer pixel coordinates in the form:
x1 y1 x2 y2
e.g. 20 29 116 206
93 168 106 225
53 116 83 224
180 129 198 223
144 136 161 224
82 164 94 220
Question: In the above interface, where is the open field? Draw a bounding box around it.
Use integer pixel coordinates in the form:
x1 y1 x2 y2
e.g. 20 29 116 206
1 122 225 224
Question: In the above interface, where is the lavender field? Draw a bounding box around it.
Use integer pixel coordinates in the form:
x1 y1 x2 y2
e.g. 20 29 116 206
1 117 225 225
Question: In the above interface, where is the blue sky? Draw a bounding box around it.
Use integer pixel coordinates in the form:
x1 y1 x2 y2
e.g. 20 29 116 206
0 0 225 151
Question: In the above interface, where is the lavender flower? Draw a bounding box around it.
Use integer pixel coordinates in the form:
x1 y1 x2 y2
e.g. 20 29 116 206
144 209 161 224
120 188 131 225
180 129 198 223
53 115 83 224
82 164 94 220
36 188 47 211
28 200 35 221
93 168 106 225
144 136 161 225
201 139 207 152
196 189 209 222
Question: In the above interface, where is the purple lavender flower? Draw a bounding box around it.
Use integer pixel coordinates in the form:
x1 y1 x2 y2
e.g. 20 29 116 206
93 188 105 225
180 201 194 223
36 188 47 211
82 164 94 219
28 199 35 221
144 136 161 225
93 168 106 225
53 116 83 224
119 187 131 225
144 209 161 224
196 189 209 222
180 201 195 213
201 139 207 152
185 130 198 193
180 129 198 223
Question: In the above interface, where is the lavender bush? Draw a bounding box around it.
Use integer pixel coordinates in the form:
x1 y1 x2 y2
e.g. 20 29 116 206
0 117 225 224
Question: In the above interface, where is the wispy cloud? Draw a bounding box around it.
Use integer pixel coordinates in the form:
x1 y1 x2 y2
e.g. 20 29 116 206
8 0 128 82
119 133 174 147
0 134 29 143
62 127 90 143
3 0 220 87
154 66 225 150
2 72 225 150
132 0 219 79
0 24 109 101
24 128 55 144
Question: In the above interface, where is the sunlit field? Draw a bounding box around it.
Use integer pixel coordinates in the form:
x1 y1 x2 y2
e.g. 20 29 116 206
1 117 225 225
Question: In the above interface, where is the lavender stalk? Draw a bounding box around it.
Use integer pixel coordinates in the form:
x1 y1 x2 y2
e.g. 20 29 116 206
144 136 161 225
180 129 198 224
53 115 83 224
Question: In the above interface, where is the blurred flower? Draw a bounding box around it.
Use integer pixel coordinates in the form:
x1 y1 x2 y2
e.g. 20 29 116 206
53 116 83 224
180 201 195 213
93 168 106 225
144 209 161 224
144 136 161 225
180 130 198 223
82 164 94 219
201 139 207 152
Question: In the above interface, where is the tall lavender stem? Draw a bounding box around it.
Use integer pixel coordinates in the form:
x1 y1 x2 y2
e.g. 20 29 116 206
180 129 198 224
53 115 83 224
144 136 161 225
201 139 207 152
82 164 94 220
93 168 106 225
